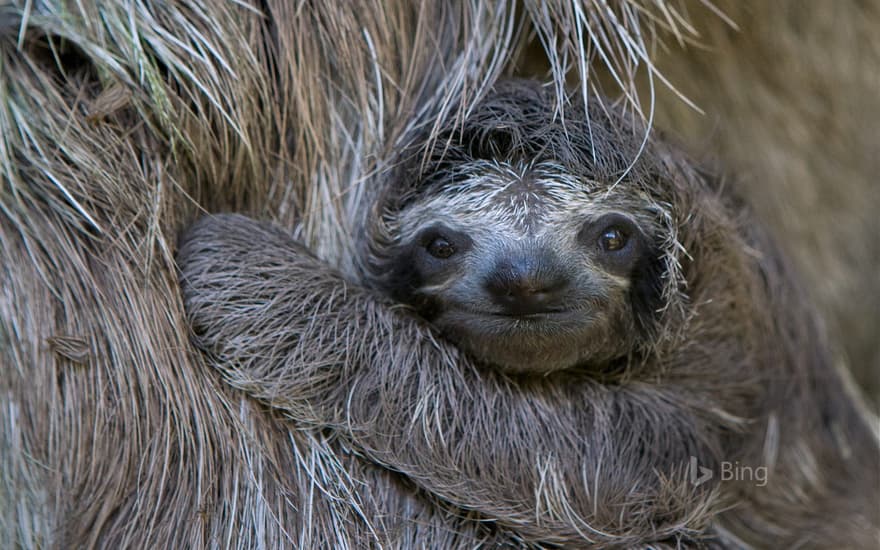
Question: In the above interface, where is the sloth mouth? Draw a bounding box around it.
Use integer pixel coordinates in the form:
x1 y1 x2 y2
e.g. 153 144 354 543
444 307 594 330
479 308 584 320
488 307 570 319
431 305 612 374
488 311 576 323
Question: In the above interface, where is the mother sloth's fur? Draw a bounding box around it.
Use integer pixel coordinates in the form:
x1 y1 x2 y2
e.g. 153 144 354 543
2 0 879 548
177 82 879 547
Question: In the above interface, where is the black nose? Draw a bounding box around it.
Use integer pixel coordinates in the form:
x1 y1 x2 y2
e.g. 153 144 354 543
484 255 570 315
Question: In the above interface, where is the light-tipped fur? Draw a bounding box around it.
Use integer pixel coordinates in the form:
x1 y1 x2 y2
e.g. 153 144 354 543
2 1 878 547
178 82 879 547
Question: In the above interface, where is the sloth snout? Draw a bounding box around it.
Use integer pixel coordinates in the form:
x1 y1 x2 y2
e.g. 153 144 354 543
483 254 570 315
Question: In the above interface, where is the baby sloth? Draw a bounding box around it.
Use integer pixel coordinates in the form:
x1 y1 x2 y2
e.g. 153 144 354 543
381 138 663 374
179 81 879 547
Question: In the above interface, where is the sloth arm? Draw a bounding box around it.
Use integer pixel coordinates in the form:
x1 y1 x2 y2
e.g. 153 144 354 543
177 214 722 545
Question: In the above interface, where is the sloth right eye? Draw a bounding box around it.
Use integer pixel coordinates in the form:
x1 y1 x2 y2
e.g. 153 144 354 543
426 237 455 258
598 227 628 252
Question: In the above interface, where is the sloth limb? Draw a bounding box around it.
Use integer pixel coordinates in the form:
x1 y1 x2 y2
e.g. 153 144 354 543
178 214 731 546
178 212 880 547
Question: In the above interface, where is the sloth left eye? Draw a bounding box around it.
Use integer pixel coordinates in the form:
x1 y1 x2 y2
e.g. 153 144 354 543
426 237 455 258
598 227 628 252
579 213 642 269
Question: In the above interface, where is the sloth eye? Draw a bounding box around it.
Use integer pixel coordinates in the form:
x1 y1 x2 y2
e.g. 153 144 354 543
598 227 629 252
426 236 455 258
415 225 470 263
579 213 642 270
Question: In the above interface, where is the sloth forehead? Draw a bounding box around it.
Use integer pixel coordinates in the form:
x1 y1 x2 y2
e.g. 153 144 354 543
396 159 646 239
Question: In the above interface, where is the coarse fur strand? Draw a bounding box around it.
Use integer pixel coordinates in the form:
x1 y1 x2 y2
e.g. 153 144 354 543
177 82 879 547
1 0 878 548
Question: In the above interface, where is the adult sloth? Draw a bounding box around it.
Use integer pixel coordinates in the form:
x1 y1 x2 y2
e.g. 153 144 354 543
178 81 879 548
5 2 879 547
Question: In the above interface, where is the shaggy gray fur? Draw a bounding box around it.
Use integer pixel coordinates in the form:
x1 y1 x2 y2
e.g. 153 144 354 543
178 82 880 548
4 1 879 547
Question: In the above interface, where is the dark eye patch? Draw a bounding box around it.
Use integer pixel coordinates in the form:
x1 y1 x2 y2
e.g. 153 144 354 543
578 212 643 274
629 248 665 334
426 236 456 258
377 225 472 320
414 226 469 275
598 226 629 252
415 225 471 256
577 212 665 331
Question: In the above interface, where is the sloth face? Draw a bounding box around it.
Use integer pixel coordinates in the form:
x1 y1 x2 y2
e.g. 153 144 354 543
384 159 664 374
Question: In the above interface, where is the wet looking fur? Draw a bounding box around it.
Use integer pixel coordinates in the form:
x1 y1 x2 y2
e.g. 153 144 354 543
178 81 880 547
